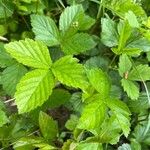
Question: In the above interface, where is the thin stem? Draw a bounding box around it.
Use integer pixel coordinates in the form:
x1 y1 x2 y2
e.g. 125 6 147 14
4 98 15 104
107 55 117 72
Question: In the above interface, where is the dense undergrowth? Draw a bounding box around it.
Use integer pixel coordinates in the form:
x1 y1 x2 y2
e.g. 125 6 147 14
0 0 150 149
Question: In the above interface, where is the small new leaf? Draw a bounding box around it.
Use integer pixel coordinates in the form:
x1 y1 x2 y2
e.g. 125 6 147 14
39 111 58 140
121 79 139 100
106 99 131 137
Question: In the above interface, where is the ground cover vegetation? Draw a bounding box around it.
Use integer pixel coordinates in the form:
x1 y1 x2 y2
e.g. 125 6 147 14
0 0 150 149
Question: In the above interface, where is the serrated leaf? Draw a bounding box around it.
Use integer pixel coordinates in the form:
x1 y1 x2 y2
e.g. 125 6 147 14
31 15 60 46
39 111 58 140
1 63 27 96
79 15 95 30
125 11 139 28
128 65 150 81
65 114 78 131
61 33 96 54
0 43 16 67
59 4 84 37
86 68 110 98
121 79 139 100
76 143 103 150
5 39 52 69
118 143 131 150
78 94 106 130
118 54 132 77
106 99 131 137
15 69 55 113
0 109 9 127
101 18 118 47
0 0 14 18
89 115 122 144
103 0 146 19
128 92 149 113
52 55 89 90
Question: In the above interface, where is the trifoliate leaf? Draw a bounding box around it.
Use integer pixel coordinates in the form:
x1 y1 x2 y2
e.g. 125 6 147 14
39 111 58 140
101 18 118 47
5 39 52 69
78 94 106 130
76 143 103 150
15 69 55 113
121 79 139 100
31 15 60 46
1 63 27 96
125 11 139 28
61 33 96 54
0 109 9 127
106 99 131 137
128 65 150 81
86 68 111 98
59 4 84 37
52 55 89 90
118 54 132 77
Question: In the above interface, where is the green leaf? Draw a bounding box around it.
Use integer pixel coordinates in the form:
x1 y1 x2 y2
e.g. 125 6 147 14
1 63 27 96
76 143 103 150
59 4 84 37
61 33 96 55
106 99 131 137
89 115 122 144
101 18 118 47
86 68 111 98
128 92 149 113
44 89 71 108
39 111 58 140
52 55 89 90
0 0 14 18
125 11 139 28
118 143 131 150
5 39 52 69
128 65 150 81
121 79 139 100
31 15 60 46
117 20 132 53
0 109 8 127
132 121 150 145
15 69 55 113
78 94 106 130
79 15 95 30
0 43 16 67
65 114 78 131
103 0 146 19
118 54 132 77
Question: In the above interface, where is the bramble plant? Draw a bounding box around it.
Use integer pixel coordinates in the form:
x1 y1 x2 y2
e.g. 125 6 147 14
0 0 150 150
